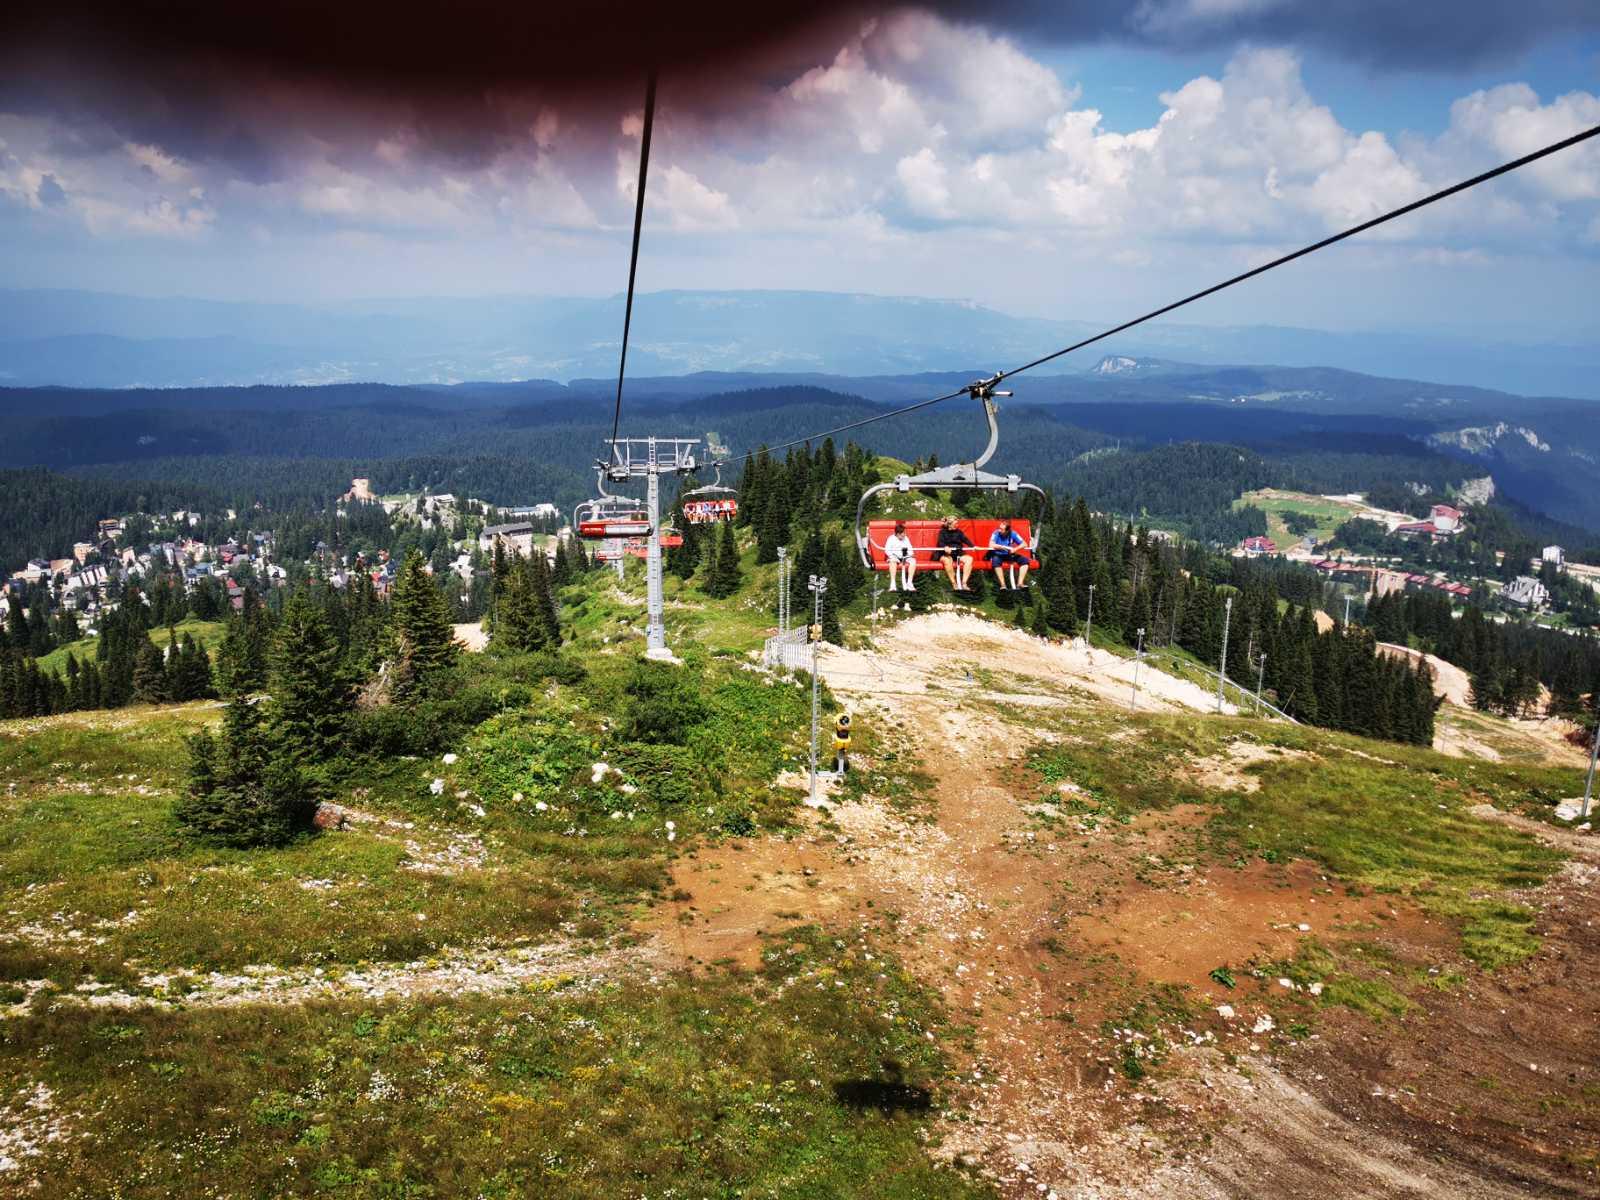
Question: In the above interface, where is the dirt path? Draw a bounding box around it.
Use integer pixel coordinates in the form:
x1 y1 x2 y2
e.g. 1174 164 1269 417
639 618 1597 1198
9 940 647 1016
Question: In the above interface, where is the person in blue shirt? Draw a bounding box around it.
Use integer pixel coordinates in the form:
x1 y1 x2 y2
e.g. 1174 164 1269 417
986 520 1030 591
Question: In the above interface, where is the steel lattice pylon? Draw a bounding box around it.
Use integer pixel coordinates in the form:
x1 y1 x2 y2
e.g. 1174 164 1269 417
602 437 699 660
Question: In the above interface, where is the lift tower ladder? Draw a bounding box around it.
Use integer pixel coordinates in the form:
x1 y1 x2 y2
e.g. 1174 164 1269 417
603 437 699 660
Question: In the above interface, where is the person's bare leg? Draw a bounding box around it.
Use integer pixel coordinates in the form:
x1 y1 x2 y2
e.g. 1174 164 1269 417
1017 563 1030 588
941 556 959 588
959 556 972 589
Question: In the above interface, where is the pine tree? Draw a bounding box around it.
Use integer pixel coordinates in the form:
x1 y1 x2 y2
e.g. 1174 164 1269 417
389 549 459 701
132 639 168 704
1030 594 1052 637
176 697 318 849
820 582 844 644
270 593 350 763
712 523 742 597
173 634 215 701
700 526 723 594
530 549 562 647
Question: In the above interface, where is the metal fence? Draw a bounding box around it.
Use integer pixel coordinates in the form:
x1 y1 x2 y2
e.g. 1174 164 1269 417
762 628 811 672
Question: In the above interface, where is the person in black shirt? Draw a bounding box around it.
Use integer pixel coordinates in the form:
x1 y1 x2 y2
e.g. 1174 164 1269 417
931 516 975 590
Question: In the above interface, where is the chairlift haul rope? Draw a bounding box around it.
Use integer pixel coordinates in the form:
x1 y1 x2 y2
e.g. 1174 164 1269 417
610 70 658 449
723 121 1600 468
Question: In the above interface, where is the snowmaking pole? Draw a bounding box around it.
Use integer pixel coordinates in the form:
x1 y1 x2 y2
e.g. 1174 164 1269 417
1582 717 1598 821
807 574 829 808
1130 626 1145 711
1217 595 1233 714
776 546 789 639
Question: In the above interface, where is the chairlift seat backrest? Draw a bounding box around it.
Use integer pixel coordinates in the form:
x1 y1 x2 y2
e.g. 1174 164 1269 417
864 518 1036 572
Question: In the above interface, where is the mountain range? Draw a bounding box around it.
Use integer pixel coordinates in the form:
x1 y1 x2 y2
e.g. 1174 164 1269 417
3 288 1598 400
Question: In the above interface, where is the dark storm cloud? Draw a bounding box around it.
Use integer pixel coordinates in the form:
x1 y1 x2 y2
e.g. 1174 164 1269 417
1 0 1595 177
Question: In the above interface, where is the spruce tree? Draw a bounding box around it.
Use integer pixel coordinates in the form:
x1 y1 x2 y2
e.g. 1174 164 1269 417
132 639 168 704
173 634 215 701
700 527 723 594
176 697 318 849
494 555 542 652
389 549 459 700
713 523 742 597
531 550 562 647
1030 594 1052 637
270 593 351 763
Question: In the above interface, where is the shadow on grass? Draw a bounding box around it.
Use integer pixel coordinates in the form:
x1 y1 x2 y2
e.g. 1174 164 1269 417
832 1078 933 1114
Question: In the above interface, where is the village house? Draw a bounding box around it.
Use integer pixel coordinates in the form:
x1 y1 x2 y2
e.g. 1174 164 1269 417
479 521 537 557
1502 575 1550 609
1239 535 1277 556
1394 504 1464 540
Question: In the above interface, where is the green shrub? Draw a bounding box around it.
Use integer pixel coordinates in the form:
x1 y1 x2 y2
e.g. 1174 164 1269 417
610 743 709 808
620 661 708 745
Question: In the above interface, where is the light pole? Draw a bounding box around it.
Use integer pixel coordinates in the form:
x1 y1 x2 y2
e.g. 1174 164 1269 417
776 546 789 639
1256 652 1267 716
807 574 829 809
1343 593 1353 627
1130 626 1145 711
1582 715 1598 821
1085 582 1095 652
1217 595 1233 714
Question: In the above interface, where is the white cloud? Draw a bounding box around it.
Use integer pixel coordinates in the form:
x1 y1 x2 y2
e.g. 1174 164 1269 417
0 10 1596 306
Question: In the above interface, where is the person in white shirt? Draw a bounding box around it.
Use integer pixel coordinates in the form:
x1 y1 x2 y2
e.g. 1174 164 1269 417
883 521 917 592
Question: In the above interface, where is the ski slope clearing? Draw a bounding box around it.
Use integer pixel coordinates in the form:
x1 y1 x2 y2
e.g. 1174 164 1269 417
1379 642 1590 767
643 620 1599 1198
828 611 1238 715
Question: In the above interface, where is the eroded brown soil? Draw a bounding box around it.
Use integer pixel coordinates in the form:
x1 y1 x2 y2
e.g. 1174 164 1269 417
638 618 1600 1197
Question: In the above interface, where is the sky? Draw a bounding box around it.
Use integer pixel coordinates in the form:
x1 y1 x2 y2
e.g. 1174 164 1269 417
2 1 1598 340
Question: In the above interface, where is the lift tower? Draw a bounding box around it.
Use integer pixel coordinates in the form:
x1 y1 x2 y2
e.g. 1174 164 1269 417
603 437 699 660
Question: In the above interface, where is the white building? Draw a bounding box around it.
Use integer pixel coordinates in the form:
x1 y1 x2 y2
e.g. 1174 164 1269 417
1502 576 1550 609
1542 545 1565 568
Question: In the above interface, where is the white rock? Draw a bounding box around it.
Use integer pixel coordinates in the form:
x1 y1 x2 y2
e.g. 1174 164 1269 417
534 800 548 812
1253 1015 1274 1034
442 753 458 765
1277 978 1295 990
1308 982 1324 997
1297 923 1311 932
591 762 611 784
1216 1004 1235 1019
428 778 445 795
512 792 524 803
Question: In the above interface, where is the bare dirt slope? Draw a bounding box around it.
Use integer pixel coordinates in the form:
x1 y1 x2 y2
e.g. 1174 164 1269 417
839 610 1237 714
641 616 1600 1198
1379 642 1588 766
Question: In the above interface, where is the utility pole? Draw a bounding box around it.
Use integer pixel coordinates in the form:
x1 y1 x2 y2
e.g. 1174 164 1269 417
807 574 829 808
1256 653 1267 716
776 546 789 639
1582 716 1598 821
1343 593 1353 627
1217 595 1233 714
1085 582 1095 653
604 437 698 660
1130 626 1145 711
